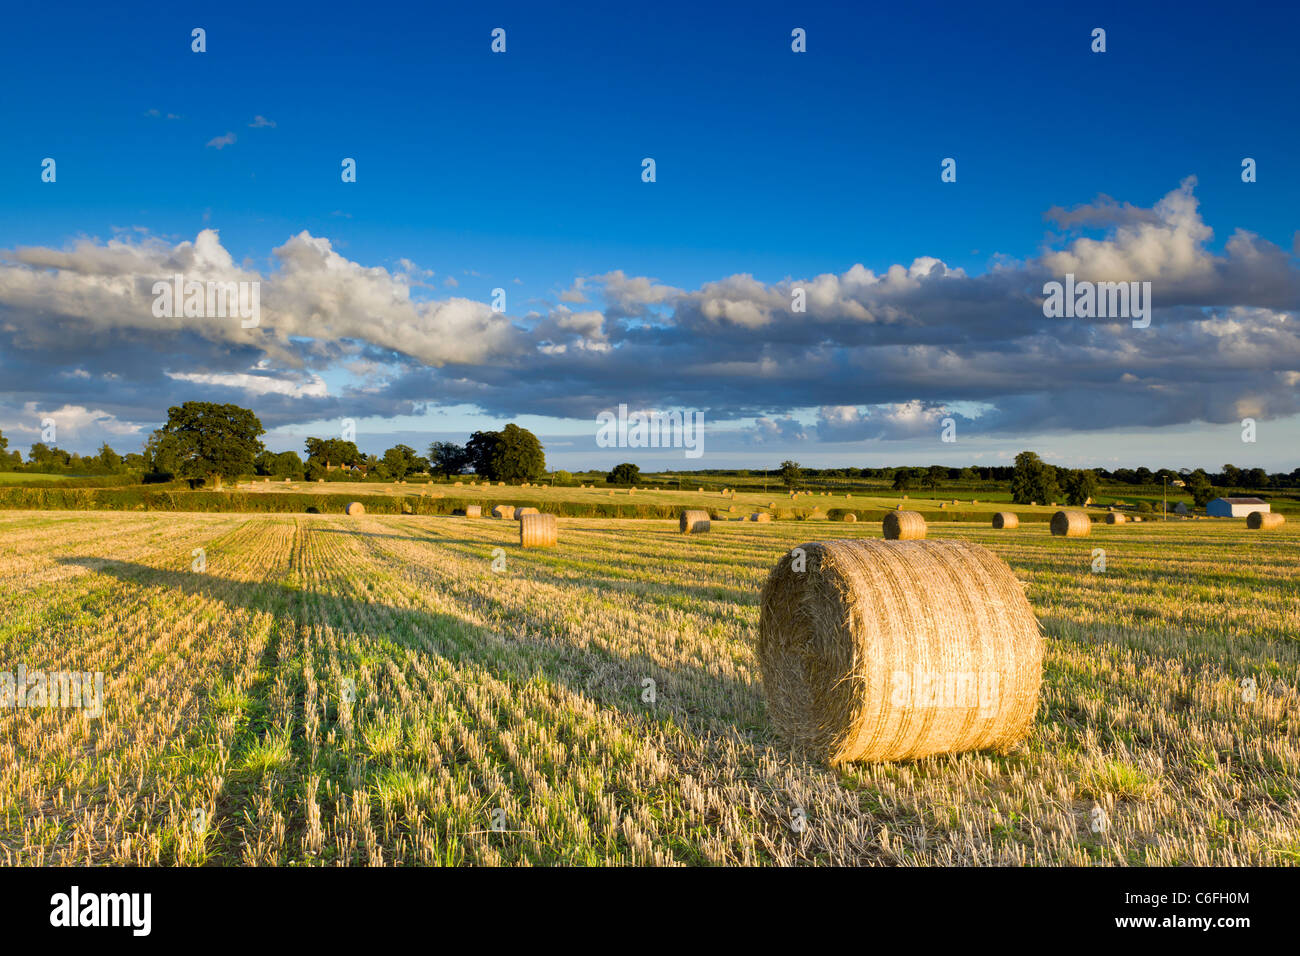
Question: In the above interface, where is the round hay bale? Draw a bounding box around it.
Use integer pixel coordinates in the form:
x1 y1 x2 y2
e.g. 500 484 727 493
883 510 926 540
952 499 959 505
1030 501 1037 507
895 503 905 511
492 504 513 519
751 512 772 523
939 503 947 510
1133 516 1144 523
680 509 711 534
728 505 737 512
1104 512 1127 524
1050 511 1091 537
514 506 540 520
608 490 615 497
758 538 1043 764
698 487 705 492
1247 511 1285 530
497 481 506 487
464 505 482 518
991 512 1018 529
345 501 365 516
519 513 557 548
769 501 777 509
902 495 908 500
843 513 858 523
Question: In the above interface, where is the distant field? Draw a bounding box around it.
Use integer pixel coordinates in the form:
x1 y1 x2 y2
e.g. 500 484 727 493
2 510 1297 865
0 472 74 484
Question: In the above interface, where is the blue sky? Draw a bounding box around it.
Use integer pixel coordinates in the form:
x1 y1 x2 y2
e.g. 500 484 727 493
1 1 1298 471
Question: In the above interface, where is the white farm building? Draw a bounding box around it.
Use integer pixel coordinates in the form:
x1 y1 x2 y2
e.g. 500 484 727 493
1206 497 1270 518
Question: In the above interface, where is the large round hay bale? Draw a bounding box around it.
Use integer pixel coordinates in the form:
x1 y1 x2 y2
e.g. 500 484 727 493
492 504 513 519
751 512 772 523
464 504 482 518
519 513 557 548
883 510 926 540
758 539 1043 764
345 501 365 516
991 512 1018 529
514 506 540 519
843 512 858 523
1247 511 1285 530
680 509 711 534
1050 511 1090 537
1104 512 1127 524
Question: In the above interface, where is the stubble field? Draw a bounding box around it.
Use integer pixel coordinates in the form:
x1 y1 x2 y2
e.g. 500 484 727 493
1 510 1297 865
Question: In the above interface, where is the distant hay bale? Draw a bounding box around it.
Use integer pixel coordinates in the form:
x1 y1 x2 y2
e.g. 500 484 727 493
492 504 513 518
1104 512 1127 524
1133 516 1144 523
464 505 481 518
514 506 540 519
751 512 772 522
1030 501 1037 507
728 505 737 512
1248 511 1285 530
345 501 365 516
939 503 947 509
680 509 711 534
608 491 615 497
698 487 705 492
902 495 908 500
769 501 777 509
896 503 904 511
991 512 1018 529
952 499 959 505
758 538 1043 764
883 510 926 540
842 513 857 523
519 513 557 548
1050 511 1091 537
497 481 506 487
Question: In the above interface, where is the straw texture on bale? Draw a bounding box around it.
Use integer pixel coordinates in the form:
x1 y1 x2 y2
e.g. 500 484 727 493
464 505 481 518
842 513 857 523
1247 511 1285 530
991 512 1018 529
680 509 711 534
1050 511 1091 537
883 510 926 540
1104 512 1127 524
758 538 1043 764
518 513 557 548
345 501 365 516
492 504 513 519
514 506 540 520
751 512 772 522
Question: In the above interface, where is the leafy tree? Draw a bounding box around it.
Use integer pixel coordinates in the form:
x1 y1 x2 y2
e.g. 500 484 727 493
304 437 361 471
428 441 471 477
96 443 122 471
159 402 264 490
466 425 545 482
255 450 305 479
779 460 801 490
1011 451 1060 504
1062 468 1098 506
891 468 918 491
958 466 978 481
607 462 641 485
382 444 426 481
144 430 181 479
1186 468 1215 507
1219 464 1241 488
552 470 574 485
924 465 947 491
1245 467 1268 488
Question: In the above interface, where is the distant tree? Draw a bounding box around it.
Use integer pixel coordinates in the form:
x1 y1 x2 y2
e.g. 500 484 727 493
466 425 545 482
779 460 801 490
607 462 641 485
159 402 264 490
1011 451 1060 504
892 468 919 491
304 437 361 471
958 466 978 481
1187 468 1215 507
428 441 471 478
1062 468 1099 506
256 450 305 479
1245 467 1268 489
382 444 425 481
1133 467 1154 485
96 443 122 471
1219 464 1241 488
145 430 181 479
924 465 947 491
552 470 574 485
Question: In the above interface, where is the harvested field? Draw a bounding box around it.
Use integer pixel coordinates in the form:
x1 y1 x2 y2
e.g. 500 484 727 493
2 511 1298 866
